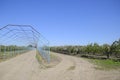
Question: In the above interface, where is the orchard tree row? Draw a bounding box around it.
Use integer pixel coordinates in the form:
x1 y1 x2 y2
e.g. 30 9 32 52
50 39 120 59
0 45 28 52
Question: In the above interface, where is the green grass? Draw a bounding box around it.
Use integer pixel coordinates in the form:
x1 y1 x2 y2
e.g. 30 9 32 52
87 59 120 70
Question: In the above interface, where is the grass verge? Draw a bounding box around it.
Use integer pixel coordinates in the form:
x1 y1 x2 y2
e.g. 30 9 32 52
36 51 43 63
86 58 120 70
36 51 61 68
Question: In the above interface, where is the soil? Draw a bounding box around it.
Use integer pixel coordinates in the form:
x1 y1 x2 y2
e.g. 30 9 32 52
0 50 120 80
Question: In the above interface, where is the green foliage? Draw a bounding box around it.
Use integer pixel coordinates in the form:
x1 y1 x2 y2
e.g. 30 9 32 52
0 45 27 52
50 38 120 59
110 39 120 58
102 44 111 59
85 44 93 54
92 43 100 54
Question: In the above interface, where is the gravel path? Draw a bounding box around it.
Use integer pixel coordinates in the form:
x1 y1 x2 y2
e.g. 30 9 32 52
0 50 120 80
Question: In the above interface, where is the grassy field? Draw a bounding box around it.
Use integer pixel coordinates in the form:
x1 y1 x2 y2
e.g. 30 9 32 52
87 58 120 70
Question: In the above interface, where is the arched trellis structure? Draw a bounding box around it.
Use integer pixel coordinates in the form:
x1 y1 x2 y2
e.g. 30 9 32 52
0 24 50 62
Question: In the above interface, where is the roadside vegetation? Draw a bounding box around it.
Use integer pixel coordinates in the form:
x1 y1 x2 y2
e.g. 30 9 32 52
0 45 30 62
36 51 61 68
88 59 120 70
50 38 120 70
36 50 43 63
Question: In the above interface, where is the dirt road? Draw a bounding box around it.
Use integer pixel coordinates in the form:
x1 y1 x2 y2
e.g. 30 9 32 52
0 50 120 80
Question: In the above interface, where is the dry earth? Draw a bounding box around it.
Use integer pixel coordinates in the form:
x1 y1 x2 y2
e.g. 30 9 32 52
0 50 120 80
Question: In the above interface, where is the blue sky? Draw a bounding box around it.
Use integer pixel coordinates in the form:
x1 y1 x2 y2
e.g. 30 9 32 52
0 0 120 46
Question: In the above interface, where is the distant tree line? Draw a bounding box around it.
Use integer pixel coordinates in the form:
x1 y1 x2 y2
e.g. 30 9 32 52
50 39 120 59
